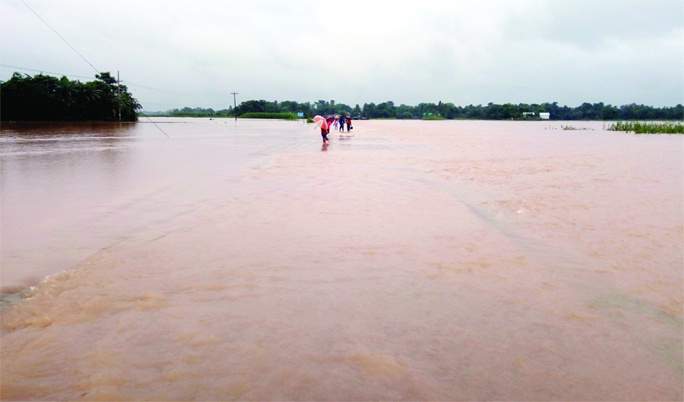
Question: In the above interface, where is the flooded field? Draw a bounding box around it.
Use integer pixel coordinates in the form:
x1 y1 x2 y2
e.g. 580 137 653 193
1 119 682 400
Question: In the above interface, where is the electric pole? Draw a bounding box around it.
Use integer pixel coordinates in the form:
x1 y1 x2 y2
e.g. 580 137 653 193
117 71 121 121
231 92 238 121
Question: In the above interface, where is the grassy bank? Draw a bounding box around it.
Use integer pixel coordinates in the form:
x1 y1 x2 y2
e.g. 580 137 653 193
239 112 297 120
607 121 684 134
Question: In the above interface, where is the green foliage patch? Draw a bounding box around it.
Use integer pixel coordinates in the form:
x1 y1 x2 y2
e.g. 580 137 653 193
607 121 684 134
145 100 684 122
239 112 297 120
1 72 141 121
232 100 683 121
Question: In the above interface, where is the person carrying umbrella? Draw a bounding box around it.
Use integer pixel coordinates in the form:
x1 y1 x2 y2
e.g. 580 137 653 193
313 115 330 143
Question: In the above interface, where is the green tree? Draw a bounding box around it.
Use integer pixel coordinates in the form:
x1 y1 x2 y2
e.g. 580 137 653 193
362 103 377 118
376 101 396 118
441 102 460 119
396 104 413 119
352 104 362 117
1 71 140 121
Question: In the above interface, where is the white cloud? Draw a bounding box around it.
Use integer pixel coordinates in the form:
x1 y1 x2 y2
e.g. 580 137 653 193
1 0 682 110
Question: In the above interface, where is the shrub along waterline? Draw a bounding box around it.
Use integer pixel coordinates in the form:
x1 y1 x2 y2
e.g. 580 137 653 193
607 121 684 134
239 112 297 120
561 125 594 131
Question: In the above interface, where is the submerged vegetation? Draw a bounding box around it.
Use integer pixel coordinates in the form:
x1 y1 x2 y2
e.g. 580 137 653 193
607 121 684 134
561 125 595 131
1 72 141 121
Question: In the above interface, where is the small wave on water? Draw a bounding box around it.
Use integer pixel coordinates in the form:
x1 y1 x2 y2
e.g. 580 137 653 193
1 119 682 400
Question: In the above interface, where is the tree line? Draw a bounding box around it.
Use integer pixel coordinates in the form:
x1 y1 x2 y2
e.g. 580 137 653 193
2 71 680 122
148 100 683 121
1 72 141 121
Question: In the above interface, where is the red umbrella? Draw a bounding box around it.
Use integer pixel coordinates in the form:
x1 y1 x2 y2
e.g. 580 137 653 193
313 115 328 129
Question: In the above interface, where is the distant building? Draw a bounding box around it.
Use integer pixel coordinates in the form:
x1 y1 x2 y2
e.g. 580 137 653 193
522 112 550 120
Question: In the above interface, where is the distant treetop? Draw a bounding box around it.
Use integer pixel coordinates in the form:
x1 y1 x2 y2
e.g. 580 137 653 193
1 72 141 121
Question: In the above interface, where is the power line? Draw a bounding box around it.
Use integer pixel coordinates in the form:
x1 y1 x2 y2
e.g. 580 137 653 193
0 64 224 100
19 0 100 74
145 117 170 138
0 64 94 80
122 80 220 98
14 2 172 139
0 64 191 95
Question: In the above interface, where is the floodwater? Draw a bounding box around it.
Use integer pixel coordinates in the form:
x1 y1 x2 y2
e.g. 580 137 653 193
1 118 682 400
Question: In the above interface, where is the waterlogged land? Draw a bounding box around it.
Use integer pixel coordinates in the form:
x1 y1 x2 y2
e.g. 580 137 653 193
608 121 684 134
1 119 682 400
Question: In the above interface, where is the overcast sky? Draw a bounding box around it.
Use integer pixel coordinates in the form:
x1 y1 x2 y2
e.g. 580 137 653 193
1 0 682 111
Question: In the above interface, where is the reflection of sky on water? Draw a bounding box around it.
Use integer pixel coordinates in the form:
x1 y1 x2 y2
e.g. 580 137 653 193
0 119 682 400
0 118 380 291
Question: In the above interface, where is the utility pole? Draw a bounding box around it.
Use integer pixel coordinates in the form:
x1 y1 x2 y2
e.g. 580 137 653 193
117 71 121 121
231 92 238 121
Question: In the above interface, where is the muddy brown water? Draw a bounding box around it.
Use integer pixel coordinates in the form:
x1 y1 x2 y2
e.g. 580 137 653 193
1 119 682 400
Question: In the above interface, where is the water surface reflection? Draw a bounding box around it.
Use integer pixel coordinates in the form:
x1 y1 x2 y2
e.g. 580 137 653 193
1 119 681 400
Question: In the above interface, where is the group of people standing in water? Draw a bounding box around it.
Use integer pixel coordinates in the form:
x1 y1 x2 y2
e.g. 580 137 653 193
321 115 352 143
